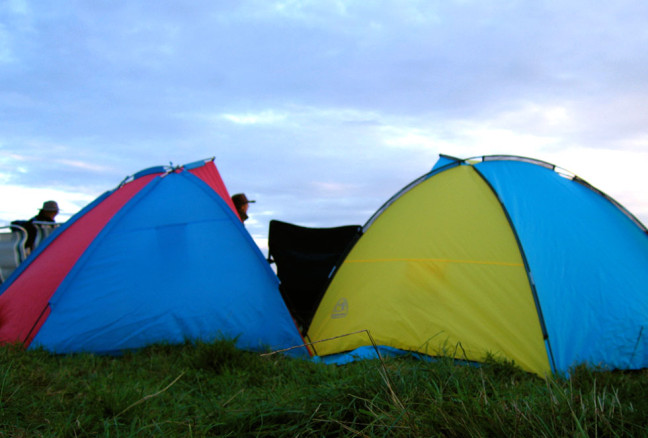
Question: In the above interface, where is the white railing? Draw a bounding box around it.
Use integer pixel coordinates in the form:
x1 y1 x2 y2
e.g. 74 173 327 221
0 222 61 284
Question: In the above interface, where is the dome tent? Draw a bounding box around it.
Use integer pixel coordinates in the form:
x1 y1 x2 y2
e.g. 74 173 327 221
306 154 648 376
0 158 307 357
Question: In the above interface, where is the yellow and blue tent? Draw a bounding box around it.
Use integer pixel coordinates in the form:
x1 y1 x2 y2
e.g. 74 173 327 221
306 154 648 377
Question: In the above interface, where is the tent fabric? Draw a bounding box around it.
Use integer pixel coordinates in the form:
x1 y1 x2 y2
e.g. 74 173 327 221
267 220 361 331
306 154 648 376
0 159 307 357
476 159 648 372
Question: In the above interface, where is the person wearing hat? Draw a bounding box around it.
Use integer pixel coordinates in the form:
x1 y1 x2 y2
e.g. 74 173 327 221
11 200 60 251
34 200 60 222
231 193 255 222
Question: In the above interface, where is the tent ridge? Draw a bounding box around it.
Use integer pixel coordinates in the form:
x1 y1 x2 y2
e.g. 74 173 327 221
23 301 51 345
473 154 557 171
181 157 216 170
471 164 556 372
47 176 163 311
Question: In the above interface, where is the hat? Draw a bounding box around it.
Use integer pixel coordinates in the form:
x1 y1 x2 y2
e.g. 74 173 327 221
231 193 256 208
40 200 59 212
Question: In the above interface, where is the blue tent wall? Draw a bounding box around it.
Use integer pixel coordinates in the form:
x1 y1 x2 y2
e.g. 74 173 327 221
475 160 648 372
31 170 306 356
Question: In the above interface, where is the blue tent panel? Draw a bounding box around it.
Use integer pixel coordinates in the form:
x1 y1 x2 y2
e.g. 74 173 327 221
31 170 305 356
476 160 648 372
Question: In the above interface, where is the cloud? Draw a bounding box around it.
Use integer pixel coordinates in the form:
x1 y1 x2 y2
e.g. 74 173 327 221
0 184 95 225
222 111 287 125
0 0 647 241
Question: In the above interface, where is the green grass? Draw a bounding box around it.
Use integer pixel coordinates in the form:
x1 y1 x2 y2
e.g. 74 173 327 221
0 341 646 437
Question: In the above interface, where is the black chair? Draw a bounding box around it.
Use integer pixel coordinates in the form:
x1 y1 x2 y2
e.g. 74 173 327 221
268 220 362 331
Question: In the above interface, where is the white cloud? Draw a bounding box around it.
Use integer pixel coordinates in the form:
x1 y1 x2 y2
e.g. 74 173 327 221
1 0 648 237
54 159 113 173
310 181 358 197
0 185 95 225
222 111 287 125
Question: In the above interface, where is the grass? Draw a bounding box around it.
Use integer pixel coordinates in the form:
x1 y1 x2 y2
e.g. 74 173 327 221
0 340 646 437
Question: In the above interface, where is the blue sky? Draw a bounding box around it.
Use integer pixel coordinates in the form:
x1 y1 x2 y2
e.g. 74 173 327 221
2 1 647 250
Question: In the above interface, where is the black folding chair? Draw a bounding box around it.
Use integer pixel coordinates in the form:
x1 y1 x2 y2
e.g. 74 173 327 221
268 220 362 331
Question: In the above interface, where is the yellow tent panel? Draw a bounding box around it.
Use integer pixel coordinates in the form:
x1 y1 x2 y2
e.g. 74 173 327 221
307 165 551 376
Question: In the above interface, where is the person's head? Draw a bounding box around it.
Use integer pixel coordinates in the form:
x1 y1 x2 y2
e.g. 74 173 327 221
231 193 255 222
39 200 59 220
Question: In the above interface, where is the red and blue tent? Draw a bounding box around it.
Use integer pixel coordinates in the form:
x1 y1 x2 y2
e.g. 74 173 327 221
0 158 307 357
